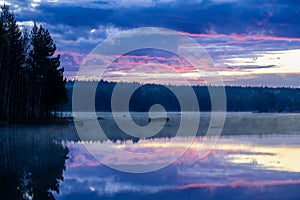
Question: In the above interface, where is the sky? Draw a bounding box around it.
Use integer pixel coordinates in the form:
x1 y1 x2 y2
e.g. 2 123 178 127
2 0 300 86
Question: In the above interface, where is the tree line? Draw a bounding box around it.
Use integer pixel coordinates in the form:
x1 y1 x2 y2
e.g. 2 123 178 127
0 5 67 124
64 80 300 113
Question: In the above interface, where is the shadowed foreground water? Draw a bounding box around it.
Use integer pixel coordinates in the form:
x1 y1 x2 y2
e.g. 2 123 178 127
1 120 300 199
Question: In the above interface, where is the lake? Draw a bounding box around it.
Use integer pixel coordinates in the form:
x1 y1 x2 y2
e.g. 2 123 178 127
1 113 300 199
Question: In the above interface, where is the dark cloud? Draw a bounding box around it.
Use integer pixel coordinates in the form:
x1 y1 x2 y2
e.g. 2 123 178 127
13 0 300 38
224 73 300 87
35 5 114 28
6 0 300 85
10 0 300 51
238 65 277 69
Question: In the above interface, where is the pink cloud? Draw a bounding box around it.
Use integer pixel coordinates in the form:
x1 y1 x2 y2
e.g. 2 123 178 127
179 31 300 42
56 51 87 66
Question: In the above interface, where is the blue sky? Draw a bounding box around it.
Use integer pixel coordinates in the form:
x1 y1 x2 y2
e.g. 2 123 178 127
3 0 300 86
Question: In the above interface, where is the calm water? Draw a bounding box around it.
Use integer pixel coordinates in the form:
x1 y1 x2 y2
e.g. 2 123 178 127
1 118 300 199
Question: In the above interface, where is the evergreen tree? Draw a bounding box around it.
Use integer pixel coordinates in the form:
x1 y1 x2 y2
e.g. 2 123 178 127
0 5 25 123
0 5 67 123
28 23 67 120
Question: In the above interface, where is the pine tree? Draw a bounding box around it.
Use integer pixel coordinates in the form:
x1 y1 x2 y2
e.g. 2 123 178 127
28 23 67 120
0 17 9 121
0 5 25 123
0 6 67 123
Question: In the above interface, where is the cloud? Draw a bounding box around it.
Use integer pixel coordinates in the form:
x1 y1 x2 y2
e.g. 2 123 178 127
10 0 300 38
17 20 34 30
5 0 300 86
177 179 300 190
10 0 300 51
224 73 300 87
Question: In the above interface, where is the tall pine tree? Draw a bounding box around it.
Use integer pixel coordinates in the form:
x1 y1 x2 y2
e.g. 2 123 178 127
28 23 67 120
0 5 25 123
0 5 67 123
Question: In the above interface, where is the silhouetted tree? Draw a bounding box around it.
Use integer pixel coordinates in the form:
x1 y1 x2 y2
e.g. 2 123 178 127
28 23 67 120
0 5 67 123
0 5 25 123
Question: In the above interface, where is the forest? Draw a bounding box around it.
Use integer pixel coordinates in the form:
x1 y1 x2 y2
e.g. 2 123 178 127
0 5 67 124
66 80 300 113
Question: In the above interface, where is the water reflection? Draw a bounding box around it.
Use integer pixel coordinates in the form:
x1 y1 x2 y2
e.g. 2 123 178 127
1 125 300 200
0 127 69 200
59 134 300 199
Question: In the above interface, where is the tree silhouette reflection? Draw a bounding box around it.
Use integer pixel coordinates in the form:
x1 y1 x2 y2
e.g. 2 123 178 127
0 127 69 200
